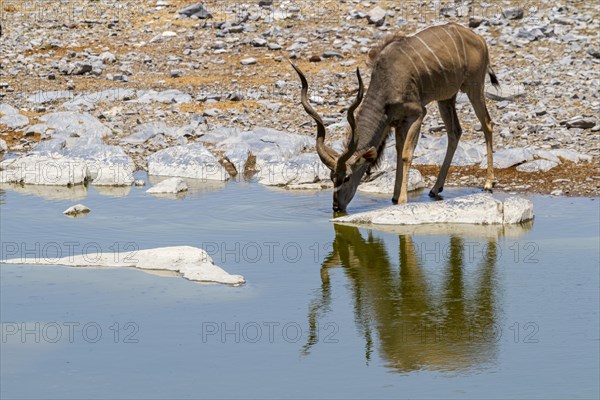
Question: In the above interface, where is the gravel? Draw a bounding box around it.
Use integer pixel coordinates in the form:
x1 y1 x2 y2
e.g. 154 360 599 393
0 1 598 196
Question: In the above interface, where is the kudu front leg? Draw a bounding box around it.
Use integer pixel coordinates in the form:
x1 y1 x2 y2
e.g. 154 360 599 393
392 125 408 204
397 112 425 204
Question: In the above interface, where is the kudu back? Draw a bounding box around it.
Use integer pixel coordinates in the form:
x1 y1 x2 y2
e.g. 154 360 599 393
293 23 499 212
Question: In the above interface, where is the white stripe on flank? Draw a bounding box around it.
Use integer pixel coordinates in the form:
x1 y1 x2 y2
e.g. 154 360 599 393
456 26 468 65
410 25 433 37
415 36 448 83
406 41 434 85
441 27 461 66
397 46 419 74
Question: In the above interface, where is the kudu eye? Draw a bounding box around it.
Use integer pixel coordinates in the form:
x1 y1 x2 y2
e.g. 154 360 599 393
343 175 351 183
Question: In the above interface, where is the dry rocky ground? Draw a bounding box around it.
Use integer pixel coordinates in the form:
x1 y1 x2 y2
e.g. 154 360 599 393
0 0 598 196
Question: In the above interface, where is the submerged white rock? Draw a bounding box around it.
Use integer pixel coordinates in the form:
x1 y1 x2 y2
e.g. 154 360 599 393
148 143 229 181
146 177 188 194
0 182 88 201
1 246 245 285
333 194 533 226
63 204 91 216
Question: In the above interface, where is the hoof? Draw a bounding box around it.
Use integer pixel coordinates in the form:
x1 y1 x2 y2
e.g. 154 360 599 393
391 198 398 205
429 187 443 197
483 187 493 193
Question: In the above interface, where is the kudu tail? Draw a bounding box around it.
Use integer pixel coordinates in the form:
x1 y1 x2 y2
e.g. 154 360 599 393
488 65 500 88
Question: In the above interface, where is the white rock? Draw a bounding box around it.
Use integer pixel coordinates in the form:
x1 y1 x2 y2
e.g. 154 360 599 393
0 104 20 115
413 143 486 166
367 6 387 26
0 155 88 185
333 194 534 226
77 143 135 186
406 136 486 167
0 138 7 152
26 91 73 104
359 169 425 194
551 189 563 196
63 89 135 109
63 138 134 186
148 143 229 181
134 179 146 187
240 58 258 65
533 149 561 163
516 159 559 173
550 149 592 163
121 121 175 145
0 103 29 128
485 84 526 101
132 90 192 104
0 246 245 285
63 204 91 216
503 197 534 224
146 177 188 194
257 153 329 186
0 112 29 129
26 112 112 140
0 138 134 186
197 126 238 143
287 182 333 190
100 51 116 63
215 127 312 165
480 148 534 169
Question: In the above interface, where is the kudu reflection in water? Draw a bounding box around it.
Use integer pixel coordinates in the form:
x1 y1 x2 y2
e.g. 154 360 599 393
304 225 500 373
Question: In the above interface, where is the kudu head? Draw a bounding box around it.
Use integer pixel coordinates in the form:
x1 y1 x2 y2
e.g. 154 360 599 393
292 63 377 212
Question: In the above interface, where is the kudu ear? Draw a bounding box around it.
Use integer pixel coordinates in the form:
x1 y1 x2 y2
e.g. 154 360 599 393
358 147 377 164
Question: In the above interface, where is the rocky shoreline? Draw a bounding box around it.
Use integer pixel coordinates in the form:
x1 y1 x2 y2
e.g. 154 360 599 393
1 1 598 196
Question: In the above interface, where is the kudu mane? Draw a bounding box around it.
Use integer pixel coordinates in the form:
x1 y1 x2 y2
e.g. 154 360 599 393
367 33 407 67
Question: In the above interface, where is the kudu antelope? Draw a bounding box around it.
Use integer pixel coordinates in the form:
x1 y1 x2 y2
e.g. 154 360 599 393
293 23 499 212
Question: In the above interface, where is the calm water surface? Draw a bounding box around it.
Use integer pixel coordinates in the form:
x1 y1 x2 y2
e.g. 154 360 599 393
1 176 598 399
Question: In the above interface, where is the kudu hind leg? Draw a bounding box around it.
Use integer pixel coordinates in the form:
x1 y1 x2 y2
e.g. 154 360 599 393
430 96 461 197
466 88 495 191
